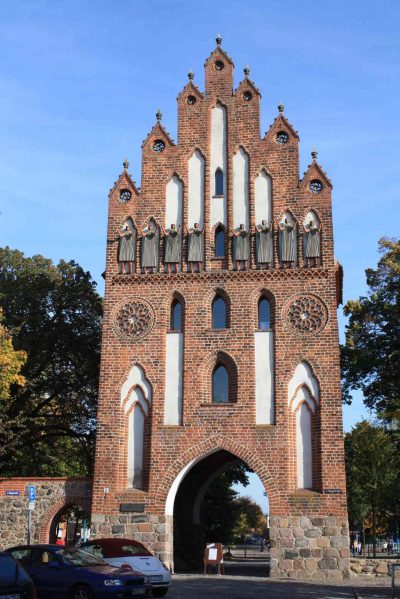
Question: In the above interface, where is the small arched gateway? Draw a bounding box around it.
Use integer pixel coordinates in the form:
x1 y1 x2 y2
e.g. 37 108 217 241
90 37 349 581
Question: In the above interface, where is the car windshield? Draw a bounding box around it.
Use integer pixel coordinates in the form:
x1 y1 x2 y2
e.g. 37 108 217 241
82 542 151 558
55 548 106 567
0 555 17 581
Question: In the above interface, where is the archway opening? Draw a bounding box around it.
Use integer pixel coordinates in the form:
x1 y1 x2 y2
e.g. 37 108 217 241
170 449 269 576
49 504 91 546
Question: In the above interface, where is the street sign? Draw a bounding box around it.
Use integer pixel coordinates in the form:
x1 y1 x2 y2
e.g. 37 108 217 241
28 501 35 511
29 486 36 501
6 490 20 496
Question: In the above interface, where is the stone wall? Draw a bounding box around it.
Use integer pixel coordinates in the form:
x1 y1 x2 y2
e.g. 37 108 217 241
270 515 350 580
0 478 92 550
91 513 172 565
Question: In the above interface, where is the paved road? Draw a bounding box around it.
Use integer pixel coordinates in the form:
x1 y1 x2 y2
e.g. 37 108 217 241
166 574 393 599
167 575 356 598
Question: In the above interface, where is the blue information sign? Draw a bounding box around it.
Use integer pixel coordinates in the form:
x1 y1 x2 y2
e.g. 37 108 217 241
6 490 20 496
29 486 36 501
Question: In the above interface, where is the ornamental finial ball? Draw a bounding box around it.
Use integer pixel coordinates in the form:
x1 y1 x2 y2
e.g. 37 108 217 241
123 158 129 170
311 149 318 161
278 103 284 113
156 109 162 122
244 65 250 77
216 33 222 46
188 69 194 80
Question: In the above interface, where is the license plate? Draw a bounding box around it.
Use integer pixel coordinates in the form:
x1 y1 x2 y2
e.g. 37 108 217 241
131 590 145 596
0 595 20 599
148 575 163 582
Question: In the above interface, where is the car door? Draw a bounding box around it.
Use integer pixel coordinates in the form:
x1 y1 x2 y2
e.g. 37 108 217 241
28 548 68 598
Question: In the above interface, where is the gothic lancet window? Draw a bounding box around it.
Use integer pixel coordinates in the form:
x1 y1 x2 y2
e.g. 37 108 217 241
215 227 225 258
170 299 182 331
215 168 224 196
212 296 227 329
212 364 229 403
258 298 271 330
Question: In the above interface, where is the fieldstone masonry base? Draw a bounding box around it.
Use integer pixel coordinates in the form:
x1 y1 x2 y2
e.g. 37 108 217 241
270 515 350 579
90 511 350 579
91 513 173 566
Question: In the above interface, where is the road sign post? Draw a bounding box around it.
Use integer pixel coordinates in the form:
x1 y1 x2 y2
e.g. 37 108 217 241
27 486 36 544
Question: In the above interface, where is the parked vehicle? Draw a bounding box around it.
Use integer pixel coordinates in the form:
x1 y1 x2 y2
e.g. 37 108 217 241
5 544 151 599
79 539 171 597
0 552 36 599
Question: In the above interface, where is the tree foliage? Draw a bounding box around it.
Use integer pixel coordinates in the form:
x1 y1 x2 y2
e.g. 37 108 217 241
345 421 400 555
0 247 102 476
0 309 26 399
202 465 267 545
341 238 400 418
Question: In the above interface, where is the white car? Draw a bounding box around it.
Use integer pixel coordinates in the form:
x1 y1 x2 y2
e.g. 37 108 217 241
79 538 171 596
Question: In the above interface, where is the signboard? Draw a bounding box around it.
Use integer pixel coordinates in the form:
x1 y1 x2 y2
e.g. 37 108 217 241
120 503 145 513
28 501 35 511
324 489 343 495
204 543 224 575
6 490 20 496
29 486 36 501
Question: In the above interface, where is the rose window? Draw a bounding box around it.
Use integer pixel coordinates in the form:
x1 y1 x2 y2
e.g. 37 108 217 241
286 295 327 335
115 301 154 340
309 179 323 193
276 131 289 144
152 139 165 153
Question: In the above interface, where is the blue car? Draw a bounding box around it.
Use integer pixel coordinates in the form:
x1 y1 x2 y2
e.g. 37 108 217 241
5 544 151 599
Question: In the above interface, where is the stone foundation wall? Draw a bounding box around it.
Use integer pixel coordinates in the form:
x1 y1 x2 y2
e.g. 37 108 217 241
269 515 350 580
91 513 173 566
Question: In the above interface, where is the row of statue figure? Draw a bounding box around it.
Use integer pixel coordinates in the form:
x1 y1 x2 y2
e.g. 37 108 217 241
116 218 321 274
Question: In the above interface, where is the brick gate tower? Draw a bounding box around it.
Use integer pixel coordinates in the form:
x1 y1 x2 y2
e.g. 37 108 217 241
91 37 350 579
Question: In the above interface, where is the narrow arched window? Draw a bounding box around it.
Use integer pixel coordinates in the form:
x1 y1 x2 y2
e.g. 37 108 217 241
215 227 225 257
258 298 270 330
212 364 229 403
212 296 227 329
215 168 224 196
170 300 182 331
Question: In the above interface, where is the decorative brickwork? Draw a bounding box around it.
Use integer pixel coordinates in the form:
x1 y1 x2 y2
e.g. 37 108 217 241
285 294 328 335
113 298 155 340
92 38 349 580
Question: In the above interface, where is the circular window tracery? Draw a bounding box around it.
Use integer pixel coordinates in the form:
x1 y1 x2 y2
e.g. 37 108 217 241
285 295 328 335
276 131 289 144
119 189 132 203
152 139 165 153
187 95 196 105
114 300 155 340
309 179 323 193
243 91 252 101
215 60 224 71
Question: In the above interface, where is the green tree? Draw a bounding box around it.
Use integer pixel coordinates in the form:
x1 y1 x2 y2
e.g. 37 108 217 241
0 247 102 476
345 421 400 556
341 238 400 420
232 496 267 538
202 463 250 545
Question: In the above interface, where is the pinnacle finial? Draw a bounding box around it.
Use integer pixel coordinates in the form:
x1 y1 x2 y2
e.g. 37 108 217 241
188 68 194 80
216 33 222 46
278 102 284 113
123 158 129 170
156 109 162 122
244 64 250 78
311 149 318 162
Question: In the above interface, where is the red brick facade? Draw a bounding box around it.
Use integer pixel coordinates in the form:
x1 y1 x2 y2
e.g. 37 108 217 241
91 39 349 579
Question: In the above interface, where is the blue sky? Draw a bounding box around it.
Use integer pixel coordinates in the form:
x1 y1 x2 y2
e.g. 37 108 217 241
1 1 399 508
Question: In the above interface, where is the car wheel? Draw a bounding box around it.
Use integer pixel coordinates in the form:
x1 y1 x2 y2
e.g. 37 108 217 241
71 584 94 599
152 588 168 597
